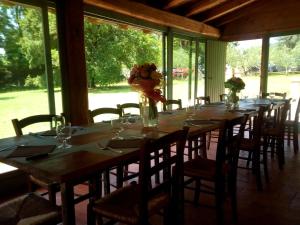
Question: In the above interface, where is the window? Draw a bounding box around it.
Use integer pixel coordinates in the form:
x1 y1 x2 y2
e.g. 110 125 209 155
84 16 163 120
226 40 262 99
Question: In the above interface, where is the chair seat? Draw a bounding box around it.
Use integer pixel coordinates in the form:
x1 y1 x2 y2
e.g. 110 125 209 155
93 183 169 224
0 193 61 225
263 127 282 137
239 138 256 150
184 158 217 181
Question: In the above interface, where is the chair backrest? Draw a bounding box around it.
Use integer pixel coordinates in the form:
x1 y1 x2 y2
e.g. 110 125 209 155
88 107 122 124
163 99 182 111
262 92 286 99
137 128 188 222
195 96 210 105
12 114 58 136
215 115 248 182
220 94 228 102
293 97 300 123
249 106 268 143
117 103 140 116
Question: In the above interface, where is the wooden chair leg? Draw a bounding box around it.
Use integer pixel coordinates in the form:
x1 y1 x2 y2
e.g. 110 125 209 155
253 150 262 190
277 138 285 170
87 203 96 225
215 183 225 225
103 169 111 195
193 179 201 206
263 137 269 183
48 184 57 205
293 126 299 153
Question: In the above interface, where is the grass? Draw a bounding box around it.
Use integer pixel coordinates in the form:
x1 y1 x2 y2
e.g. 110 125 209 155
1 74 300 138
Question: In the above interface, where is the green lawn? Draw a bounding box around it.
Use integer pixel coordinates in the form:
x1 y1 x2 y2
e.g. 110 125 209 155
1 74 299 138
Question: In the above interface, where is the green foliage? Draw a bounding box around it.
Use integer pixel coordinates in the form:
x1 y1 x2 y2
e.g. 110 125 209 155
24 74 44 88
84 21 160 87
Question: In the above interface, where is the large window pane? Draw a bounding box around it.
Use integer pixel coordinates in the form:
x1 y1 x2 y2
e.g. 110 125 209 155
0 2 61 138
269 35 300 119
226 40 262 99
84 17 163 121
172 37 195 107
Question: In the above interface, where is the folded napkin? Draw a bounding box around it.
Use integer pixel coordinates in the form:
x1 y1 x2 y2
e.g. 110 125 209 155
107 139 143 149
7 145 56 158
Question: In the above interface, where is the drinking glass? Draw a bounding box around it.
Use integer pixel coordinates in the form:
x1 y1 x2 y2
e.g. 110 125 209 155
111 119 124 140
186 99 196 120
52 115 65 136
56 122 72 149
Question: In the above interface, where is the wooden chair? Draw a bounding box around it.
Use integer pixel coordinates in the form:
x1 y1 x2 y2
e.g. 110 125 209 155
183 116 247 225
117 103 140 116
262 92 287 99
0 192 61 225
12 114 59 137
220 94 228 102
238 106 268 190
285 97 300 153
163 99 182 111
87 128 188 225
88 107 122 124
195 96 210 105
262 101 290 170
11 114 63 204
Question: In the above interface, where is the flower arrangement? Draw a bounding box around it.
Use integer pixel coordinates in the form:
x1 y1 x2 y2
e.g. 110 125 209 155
224 76 245 108
224 76 245 92
128 63 166 103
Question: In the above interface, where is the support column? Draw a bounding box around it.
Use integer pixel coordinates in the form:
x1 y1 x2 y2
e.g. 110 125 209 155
56 0 89 125
166 29 173 100
260 36 270 95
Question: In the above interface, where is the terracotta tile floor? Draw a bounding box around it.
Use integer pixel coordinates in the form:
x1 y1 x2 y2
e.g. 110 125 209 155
7 135 300 225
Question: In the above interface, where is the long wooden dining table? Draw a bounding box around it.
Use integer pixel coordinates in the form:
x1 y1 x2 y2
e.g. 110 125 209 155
0 103 256 225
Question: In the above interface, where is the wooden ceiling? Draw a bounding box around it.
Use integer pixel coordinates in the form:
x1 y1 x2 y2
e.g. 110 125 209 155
85 0 300 41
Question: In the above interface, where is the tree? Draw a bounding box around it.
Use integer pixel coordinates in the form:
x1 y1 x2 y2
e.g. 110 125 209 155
84 21 160 87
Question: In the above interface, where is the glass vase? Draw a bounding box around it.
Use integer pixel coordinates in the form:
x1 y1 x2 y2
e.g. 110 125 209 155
228 90 239 109
139 93 158 127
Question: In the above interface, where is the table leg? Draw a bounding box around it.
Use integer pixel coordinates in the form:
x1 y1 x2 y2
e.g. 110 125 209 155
61 182 75 225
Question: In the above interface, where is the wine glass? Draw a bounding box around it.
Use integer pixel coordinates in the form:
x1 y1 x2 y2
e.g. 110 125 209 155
111 119 124 140
52 115 65 137
57 122 72 149
186 99 195 120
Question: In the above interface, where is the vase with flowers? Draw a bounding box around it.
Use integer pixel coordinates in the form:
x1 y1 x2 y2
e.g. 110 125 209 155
224 76 245 109
128 63 166 127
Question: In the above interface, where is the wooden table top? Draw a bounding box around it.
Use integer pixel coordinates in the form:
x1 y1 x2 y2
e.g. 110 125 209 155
0 105 249 184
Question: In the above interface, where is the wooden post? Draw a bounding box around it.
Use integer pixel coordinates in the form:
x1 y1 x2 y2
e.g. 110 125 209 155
56 0 89 125
260 36 269 95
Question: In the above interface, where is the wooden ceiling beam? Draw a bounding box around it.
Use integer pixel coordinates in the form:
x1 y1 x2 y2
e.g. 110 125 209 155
186 0 228 17
201 0 257 23
220 0 300 41
164 0 190 9
212 0 265 27
85 0 220 38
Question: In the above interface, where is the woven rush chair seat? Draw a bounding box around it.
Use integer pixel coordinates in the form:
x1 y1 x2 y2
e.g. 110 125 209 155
0 193 61 225
92 183 169 225
184 158 219 180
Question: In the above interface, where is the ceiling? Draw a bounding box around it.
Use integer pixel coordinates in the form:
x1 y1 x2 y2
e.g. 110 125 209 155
85 0 300 41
